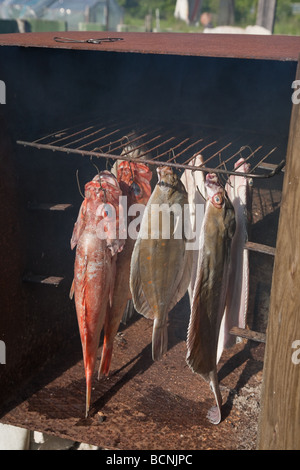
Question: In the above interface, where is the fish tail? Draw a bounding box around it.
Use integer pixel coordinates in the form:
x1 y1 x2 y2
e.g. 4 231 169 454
152 318 168 361
207 370 222 425
98 337 113 377
85 370 92 418
121 300 135 325
69 279 74 300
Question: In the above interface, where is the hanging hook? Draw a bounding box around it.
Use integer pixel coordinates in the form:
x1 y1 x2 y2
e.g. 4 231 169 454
90 156 107 202
217 153 228 188
76 169 85 199
106 157 113 172
129 161 135 183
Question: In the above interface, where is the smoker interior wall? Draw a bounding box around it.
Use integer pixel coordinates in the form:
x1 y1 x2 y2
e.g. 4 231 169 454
0 46 296 407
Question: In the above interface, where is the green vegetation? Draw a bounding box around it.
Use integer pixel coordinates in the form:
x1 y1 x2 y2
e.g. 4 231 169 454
118 0 300 35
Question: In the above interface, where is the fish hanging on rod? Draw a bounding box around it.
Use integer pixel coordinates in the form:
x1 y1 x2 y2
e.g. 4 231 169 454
70 171 125 417
111 131 156 325
130 166 192 361
217 157 253 361
99 159 153 376
181 154 206 306
186 173 236 425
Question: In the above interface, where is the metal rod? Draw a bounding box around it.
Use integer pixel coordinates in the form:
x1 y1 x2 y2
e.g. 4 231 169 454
16 140 284 179
167 137 204 162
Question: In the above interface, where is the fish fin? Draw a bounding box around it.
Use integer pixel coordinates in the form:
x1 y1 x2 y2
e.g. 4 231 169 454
85 368 92 418
207 370 222 425
167 248 193 313
109 255 117 308
121 300 135 325
98 337 113 377
69 279 75 300
217 313 225 363
186 253 211 372
152 318 168 361
71 199 87 250
239 248 249 330
130 241 153 319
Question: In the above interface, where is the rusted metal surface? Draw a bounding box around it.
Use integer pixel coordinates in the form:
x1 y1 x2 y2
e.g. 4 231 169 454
0 32 299 62
0 315 265 450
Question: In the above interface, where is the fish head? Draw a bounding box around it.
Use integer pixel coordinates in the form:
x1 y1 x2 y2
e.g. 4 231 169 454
91 171 122 205
234 157 250 174
117 161 152 205
132 163 152 204
117 161 135 186
205 173 225 209
93 170 119 192
84 180 103 203
157 166 179 189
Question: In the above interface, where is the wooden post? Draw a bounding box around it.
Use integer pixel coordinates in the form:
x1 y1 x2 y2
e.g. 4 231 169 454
189 0 203 24
256 0 277 33
257 60 300 450
105 0 110 31
218 0 235 26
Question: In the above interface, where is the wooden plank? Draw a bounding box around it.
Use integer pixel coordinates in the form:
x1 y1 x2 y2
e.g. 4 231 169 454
257 59 300 450
23 274 64 286
258 162 285 173
28 202 73 211
245 241 276 256
229 327 266 343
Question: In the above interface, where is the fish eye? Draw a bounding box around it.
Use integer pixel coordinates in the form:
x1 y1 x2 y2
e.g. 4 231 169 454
213 193 223 205
102 203 113 218
131 182 141 196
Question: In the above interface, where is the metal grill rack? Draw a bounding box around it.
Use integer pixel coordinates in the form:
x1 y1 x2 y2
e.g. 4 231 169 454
17 118 286 180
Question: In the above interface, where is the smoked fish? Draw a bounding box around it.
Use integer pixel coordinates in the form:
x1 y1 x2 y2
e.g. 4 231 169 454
130 166 192 361
217 158 252 361
186 173 235 425
99 161 152 376
70 171 124 417
181 155 206 305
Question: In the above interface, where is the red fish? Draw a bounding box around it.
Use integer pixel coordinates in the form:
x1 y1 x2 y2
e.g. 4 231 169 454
116 161 152 205
70 171 124 417
99 161 152 376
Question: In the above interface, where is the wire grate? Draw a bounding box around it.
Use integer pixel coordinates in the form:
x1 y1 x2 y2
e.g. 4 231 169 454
17 118 286 179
